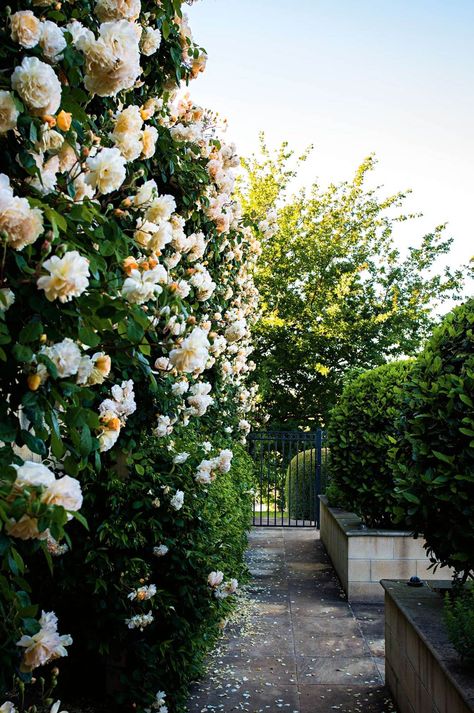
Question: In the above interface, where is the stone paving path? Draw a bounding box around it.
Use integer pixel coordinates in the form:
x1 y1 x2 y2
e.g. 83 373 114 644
188 528 396 713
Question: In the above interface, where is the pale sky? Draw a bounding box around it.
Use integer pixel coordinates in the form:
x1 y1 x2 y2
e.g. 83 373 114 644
188 0 473 281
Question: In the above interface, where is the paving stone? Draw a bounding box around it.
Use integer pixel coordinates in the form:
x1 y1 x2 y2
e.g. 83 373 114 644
187 528 395 712
252 602 290 617
292 616 362 637
293 634 371 657
188 682 301 712
286 562 333 575
296 655 381 685
213 654 298 684
298 684 396 712
289 599 353 619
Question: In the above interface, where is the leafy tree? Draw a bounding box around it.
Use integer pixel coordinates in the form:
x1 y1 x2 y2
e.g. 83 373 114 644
239 137 471 427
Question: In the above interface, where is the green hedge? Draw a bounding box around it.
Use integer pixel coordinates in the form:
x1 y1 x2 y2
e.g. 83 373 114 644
327 360 413 527
285 449 317 520
27 429 254 712
444 584 474 663
391 299 474 581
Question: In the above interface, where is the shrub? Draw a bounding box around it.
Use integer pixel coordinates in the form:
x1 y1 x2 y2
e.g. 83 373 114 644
444 584 474 664
27 429 254 712
285 449 318 520
327 360 414 527
391 299 474 582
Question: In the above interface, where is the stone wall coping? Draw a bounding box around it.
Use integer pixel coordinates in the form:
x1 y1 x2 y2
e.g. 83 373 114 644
319 495 417 538
381 579 474 710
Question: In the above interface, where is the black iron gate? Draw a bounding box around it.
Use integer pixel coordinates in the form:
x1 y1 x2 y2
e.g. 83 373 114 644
248 430 327 528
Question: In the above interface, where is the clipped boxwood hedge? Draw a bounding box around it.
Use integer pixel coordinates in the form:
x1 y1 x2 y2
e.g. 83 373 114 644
285 449 317 520
327 360 413 527
391 299 474 581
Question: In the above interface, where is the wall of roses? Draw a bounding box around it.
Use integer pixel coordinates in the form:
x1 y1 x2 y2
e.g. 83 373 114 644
0 1 261 711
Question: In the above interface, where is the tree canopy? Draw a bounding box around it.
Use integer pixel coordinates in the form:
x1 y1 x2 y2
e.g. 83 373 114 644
239 136 471 427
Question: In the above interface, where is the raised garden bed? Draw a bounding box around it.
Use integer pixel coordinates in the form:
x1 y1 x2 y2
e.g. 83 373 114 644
382 579 474 713
319 495 452 602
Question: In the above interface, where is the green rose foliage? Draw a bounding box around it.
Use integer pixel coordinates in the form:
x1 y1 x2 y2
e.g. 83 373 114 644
391 299 474 582
327 360 413 528
28 428 254 711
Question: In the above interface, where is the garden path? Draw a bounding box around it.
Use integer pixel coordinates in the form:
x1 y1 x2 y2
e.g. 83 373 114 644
188 528 396 713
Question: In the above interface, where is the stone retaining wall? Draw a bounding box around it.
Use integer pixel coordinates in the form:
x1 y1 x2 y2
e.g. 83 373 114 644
319 496 452 602
382 580 474 713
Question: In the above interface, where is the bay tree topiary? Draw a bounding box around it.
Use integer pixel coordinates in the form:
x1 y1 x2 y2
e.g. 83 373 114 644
327 360 414 527
391 299 474 582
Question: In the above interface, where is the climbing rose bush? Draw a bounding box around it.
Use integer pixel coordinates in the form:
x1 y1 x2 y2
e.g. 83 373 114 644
0 1 259 710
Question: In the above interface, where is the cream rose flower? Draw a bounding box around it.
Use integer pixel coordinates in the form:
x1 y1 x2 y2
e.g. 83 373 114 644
0 287 15 312
77 352 111 385
65 19 94 47
140 26 161 56
207 571 224 588
115 134 142 162
80 20 141 97
58 142 78 174
102 379 136 418
153 544 169 557
122 265 167 305
0 702 17 713
169 327 210 374
154 414 172 437
0 178 44 251
145 194 176 223
11 57 61 116
85 147 126 195
98 411 121 452
72 174 95 202
133 179 158 208
16 611 73 672
36 124 64 153
6 515 46 541
37 250 90 303
42 475 83 513
0 91 19 134
187 231 207 262
111 106 143 161
190 265 216 301
170 489 184 510
13 461 55 489
225 318 247 342
40 338 82 378
10 10 41 48
39 20 67 63
95 0 141 22
28 154 60 196
141 125 158 159
217 448 233 473
114 105 143 136
135 218 173 252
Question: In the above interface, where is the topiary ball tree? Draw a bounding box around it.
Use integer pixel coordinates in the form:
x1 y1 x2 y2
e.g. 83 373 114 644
391 299 474 583
327 360 414 528
285 448 317 520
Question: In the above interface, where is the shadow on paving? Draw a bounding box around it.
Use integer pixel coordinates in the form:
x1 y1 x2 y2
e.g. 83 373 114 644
187 528 395 713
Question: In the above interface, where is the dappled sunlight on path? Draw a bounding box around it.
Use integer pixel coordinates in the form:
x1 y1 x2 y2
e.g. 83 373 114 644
188 529 395 712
